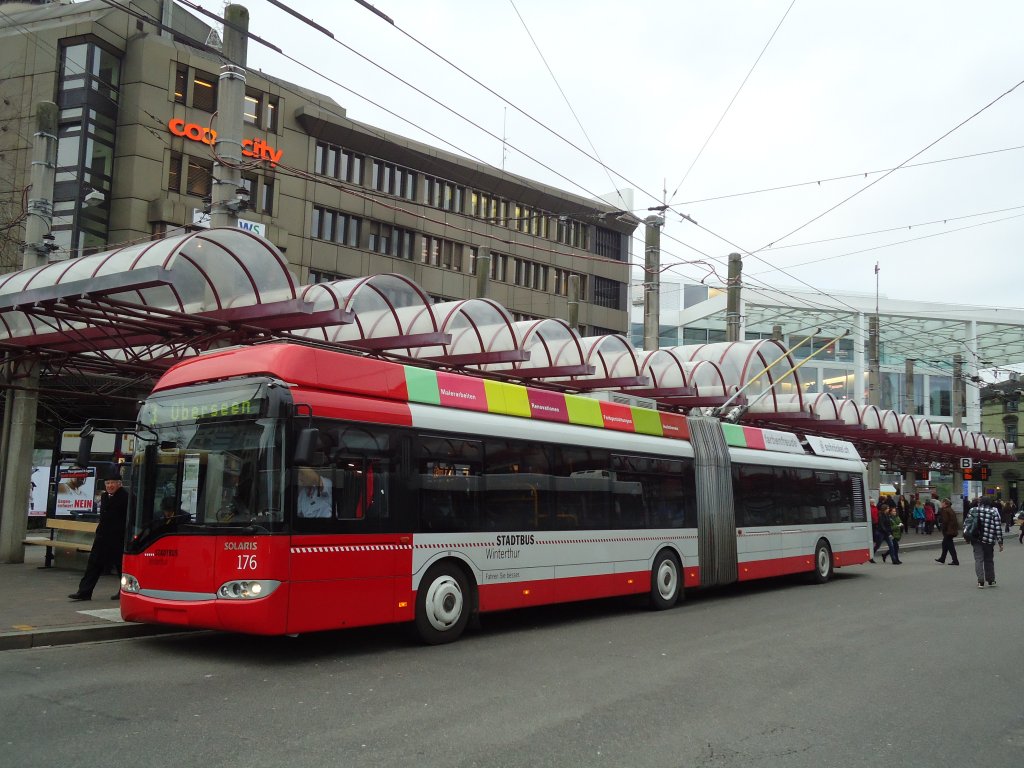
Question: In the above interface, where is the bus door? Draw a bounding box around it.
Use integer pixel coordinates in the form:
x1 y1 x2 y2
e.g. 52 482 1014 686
687 416 738 586
288 425 401 634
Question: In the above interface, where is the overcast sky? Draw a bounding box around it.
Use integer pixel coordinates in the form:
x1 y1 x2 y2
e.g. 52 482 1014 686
196 0 1024 313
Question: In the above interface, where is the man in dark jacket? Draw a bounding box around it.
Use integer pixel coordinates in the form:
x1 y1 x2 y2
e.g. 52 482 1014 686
68 468 128 601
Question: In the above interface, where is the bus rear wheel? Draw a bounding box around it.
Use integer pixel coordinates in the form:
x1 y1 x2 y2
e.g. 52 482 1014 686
650 550 681 610
415 563 471 644
812 540 834 584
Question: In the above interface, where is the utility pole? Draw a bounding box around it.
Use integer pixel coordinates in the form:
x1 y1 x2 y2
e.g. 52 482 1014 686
952 353 964 513
0 101 57 563
210 5 249 229
867 313 881 496
903 358 916 496
475 249 490 299
567 274 580 333
725 252 742 342
642 215 663 351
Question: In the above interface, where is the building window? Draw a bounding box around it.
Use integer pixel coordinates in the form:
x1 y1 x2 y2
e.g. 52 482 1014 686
191 70 217 112
371 160 416 199
241 173 273 214
260 177 274 215
310 269 347 284
553 269 586 299
513 258 548 290
168 151 182 192
592 276 623 310
929 375 952 418
186 156 213 197
424 176 464 212
421 236 463 271
311 206 360 246
595 226 623 261
53 38 120 259
489 252 508 282
244 91 279 130
174 64 188 104
315 142 363 184
367 221 414 259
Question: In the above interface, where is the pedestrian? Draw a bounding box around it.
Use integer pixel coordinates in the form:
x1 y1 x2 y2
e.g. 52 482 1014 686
1002 500 1014 533
923 496 937 534
1017 509 1024 544
68 467 128 601
880 505 903 564
967 496 1004 588
934 498 960 565
912 496 926 534
897 494 912 534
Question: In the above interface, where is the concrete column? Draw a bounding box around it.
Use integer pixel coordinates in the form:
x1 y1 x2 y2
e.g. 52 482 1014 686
854 313 866 404
0 102 57 563
725 252 742 342
0 364 40 563
475 249 490 299
210 5 249 229
567 274 580 333
642 215 663 351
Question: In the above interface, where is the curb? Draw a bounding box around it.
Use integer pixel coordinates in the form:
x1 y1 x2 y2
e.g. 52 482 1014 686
0 622 197 652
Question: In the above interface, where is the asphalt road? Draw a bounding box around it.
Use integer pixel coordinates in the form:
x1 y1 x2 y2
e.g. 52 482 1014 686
3 542 1022 768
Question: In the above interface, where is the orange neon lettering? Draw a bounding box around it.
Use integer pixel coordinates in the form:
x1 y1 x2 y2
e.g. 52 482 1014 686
168 118 282 165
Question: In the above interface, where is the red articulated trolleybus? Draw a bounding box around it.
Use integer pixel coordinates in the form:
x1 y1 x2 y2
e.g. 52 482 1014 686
119 342 871 644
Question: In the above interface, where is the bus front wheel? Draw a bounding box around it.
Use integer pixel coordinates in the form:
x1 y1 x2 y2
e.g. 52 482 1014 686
650 550 681 610
415 563 471 644
812 540 834 584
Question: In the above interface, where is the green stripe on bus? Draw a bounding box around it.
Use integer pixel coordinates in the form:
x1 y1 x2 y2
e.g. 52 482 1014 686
631 407 663 436
721 422 747 447
564 394 603 427
484 380 531 418
404 366 440 404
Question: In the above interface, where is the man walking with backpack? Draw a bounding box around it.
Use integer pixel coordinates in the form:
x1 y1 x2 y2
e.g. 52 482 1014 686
965 496 1004 588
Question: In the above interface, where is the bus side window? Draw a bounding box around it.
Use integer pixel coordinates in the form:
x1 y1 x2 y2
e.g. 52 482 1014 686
417 435 481 532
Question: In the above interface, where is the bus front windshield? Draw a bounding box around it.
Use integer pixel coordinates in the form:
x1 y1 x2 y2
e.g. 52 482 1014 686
127 382 285 552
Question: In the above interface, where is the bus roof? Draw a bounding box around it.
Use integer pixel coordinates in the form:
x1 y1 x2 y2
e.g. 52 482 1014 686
151 343 860 461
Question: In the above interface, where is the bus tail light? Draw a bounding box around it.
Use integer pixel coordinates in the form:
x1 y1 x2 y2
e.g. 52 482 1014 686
217 579 281 600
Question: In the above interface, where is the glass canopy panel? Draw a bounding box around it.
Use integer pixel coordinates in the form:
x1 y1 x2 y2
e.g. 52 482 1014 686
577 335 641 379
638 349 689 388
408 299 518 359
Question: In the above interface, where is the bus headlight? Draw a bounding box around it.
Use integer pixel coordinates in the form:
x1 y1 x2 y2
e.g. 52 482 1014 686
120 573 140 593
216 580 281 600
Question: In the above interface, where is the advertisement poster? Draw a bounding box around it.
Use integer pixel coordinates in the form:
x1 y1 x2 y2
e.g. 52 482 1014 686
55 467 96 516
28 465 51 517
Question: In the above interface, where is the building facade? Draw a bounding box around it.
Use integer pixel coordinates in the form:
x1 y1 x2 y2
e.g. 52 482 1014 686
0 0 636 334
631 279 1024 433
979 379 1021 505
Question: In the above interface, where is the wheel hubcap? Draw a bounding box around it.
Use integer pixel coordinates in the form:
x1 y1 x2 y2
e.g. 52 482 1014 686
657 561 677 600
425 575 463 631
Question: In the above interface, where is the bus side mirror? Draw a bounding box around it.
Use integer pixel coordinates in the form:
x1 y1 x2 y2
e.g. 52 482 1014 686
76 433 94 469
293 427 322 466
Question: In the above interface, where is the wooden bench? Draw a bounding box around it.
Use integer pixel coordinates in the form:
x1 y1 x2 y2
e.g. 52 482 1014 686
23 518 98 568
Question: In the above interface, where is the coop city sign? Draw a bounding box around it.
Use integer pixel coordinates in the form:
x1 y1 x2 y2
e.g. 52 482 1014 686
168 118 283 167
